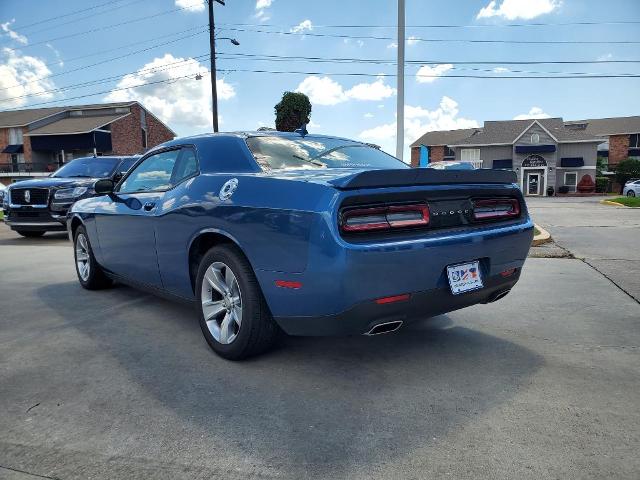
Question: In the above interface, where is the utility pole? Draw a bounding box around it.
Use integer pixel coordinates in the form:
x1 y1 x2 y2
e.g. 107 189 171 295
208 0 225 132
395 0 405 161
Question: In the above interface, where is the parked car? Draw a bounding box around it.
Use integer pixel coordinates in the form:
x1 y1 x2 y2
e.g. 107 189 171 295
3 156 138 237
427 161 475 170
0 183 6 205
67 132 533 360
622 179 640 197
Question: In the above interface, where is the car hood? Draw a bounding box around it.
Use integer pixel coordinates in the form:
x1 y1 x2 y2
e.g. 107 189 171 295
8 177 98 190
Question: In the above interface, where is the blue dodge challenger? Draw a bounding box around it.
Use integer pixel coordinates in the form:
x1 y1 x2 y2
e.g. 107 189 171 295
68 131 533 359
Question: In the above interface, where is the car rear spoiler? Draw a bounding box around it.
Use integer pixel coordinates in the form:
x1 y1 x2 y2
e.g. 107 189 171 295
327 169 518 190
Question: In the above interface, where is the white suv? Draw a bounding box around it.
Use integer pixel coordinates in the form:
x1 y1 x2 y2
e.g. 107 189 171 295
623 180 640 197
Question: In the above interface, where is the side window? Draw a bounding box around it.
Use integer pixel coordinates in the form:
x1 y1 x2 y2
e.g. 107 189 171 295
171 147 199 185
119 149 180 193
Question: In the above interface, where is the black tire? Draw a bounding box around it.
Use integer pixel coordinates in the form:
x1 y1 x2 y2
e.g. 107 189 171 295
16 230 45 237
196 244 280 360
73 225 112 290
628 190 636 197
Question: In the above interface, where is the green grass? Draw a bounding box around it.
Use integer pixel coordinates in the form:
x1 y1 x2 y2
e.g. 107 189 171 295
609 196 640 207
0 210 3 220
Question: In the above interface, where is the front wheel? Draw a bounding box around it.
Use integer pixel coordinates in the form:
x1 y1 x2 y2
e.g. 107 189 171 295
627 190 636 197
196 245 280 360
16 230 45 238
74 226 112 290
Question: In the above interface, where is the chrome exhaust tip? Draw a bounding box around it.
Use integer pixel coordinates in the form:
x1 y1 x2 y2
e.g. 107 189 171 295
488 289 511 303
365 320 403 336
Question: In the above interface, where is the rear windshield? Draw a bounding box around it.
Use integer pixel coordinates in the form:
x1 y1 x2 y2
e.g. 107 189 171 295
52 157 121 178
246 136 408 171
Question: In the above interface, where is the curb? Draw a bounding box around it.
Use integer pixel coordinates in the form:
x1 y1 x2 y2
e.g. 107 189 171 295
532 224 552 246
601 199 640 208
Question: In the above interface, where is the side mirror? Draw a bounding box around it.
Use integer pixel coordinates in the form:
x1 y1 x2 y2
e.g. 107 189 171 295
94 179 115 195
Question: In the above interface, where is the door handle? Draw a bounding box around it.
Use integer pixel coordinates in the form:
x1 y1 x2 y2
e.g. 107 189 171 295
143 201 156 212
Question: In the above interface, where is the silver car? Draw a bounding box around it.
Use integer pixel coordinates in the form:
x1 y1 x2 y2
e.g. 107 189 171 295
622 180 640 197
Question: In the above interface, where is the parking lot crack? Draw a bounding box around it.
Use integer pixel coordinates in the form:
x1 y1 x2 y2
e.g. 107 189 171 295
0 464 61 479
581 258 640 305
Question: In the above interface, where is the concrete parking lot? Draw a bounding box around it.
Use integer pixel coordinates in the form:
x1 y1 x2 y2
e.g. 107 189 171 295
1 202 639 479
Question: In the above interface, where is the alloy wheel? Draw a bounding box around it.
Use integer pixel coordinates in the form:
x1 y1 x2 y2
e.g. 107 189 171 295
75 233 90 281
201 261 243 345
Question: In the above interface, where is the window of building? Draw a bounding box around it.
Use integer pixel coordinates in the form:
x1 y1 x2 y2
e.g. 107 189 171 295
443 146 455 158
629 133 640 148
564 172 578 193
8 127 23 145
460 148 480 162
531 133 540 144
141 128 148 149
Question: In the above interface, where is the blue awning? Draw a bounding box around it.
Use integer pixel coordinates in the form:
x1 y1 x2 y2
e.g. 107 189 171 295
29 131 112 152
560 157 584 167
2 144 23 154
515 144 556 154
492 159 513 169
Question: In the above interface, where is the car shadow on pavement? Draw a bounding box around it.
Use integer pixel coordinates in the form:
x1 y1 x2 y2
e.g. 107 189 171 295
35 281 543 478
0 230 68 246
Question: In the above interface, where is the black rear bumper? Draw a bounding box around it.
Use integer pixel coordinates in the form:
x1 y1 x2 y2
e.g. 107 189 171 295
274 272 520 336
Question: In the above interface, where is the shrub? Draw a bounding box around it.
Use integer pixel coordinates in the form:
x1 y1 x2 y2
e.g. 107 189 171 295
595 176 609 193
274 92 312 132
613 158 640 193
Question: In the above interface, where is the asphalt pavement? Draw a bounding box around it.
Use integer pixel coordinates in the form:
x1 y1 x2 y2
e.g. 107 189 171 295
0 214 639 479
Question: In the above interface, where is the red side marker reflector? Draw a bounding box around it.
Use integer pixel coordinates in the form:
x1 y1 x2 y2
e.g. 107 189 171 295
500 268 517 277
275 280 302 289
375 293 411 305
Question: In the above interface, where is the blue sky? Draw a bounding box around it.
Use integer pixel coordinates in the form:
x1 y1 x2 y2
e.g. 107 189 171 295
1 0 639 159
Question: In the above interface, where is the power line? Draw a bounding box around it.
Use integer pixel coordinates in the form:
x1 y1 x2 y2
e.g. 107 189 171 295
220 20 640 29
215 51 640 66
1 54 211 104
4 73 198 110
216 67 640 79
13 0 131 30
24 0 149 35
1 29 208 91
220 26 640 44
4 2 207 52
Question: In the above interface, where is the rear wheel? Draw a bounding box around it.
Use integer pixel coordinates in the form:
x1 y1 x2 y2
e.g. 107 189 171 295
74 225 112 290
16 230 45 238
196 245 279 360
627 190 636 197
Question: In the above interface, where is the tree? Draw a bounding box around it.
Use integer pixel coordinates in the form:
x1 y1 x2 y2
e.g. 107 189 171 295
613 158 640 193
274 92 312 132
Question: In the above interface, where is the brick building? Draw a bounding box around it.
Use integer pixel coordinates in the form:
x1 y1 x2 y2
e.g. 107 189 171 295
410 116 640 196
0 102 175 185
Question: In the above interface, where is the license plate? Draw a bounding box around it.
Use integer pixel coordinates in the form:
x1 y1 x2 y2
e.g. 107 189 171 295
447 261 483 295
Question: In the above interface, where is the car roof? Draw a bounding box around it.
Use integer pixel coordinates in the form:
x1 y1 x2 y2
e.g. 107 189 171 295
161 131 368 146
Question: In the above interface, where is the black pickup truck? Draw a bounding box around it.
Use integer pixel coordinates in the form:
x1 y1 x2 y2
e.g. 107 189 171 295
3 156 138 237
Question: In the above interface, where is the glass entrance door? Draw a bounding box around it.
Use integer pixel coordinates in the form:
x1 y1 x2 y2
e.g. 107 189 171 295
527 172 541 195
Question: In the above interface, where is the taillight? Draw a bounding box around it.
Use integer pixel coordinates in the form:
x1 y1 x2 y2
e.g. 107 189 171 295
341 203 430 233
472 198 520 221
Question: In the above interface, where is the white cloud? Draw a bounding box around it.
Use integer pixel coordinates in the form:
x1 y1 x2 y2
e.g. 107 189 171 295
291 19 312 33
387 42 398 49
0 48 56 108
45 43 64 68
175 0 205 12
1 19 28 45
364 112 374 118
407 36 419 46
295 76 346 105
105 53 235 131
307 119 321 129
255 0 272 21
477 0 560 20
359 96 479 158
513 107 550 120
295 75 396 105
415 64 453 83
